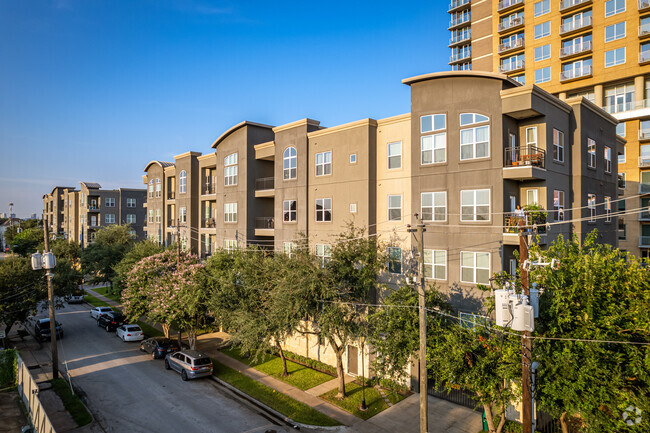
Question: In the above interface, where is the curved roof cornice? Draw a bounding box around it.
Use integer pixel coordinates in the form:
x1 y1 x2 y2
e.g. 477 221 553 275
402 70 521 87
143 160 174 172
211 121 274 149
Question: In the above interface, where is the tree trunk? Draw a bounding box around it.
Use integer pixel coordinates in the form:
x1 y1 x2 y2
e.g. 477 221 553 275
495 405 507 433
161 323 170 338
483 403 496 433
187 329 197 350
276 341 288 376
334 345 346 399
560 411 569 433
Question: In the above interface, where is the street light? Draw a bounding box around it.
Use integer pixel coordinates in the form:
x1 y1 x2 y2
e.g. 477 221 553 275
360 336 367 411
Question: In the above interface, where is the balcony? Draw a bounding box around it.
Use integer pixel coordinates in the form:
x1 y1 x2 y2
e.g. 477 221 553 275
639 208 650 221
640 129 650 141
640 0 650 12
449 32 471 47
255 177 275 198
559 16 593 36
167 191 175 200
503 146 547 180
640 156 650 168
640 236 650 248
640 51 650 65
201 217 215 228
498 17 524 33
497 0 524 13
255 217 274 237
498 38 524 54
559 40 592 59
640 183 650 194
499 60 525 74
448 0 470 13
449 14 471 29
87 205 100 212
202 182 216 195
559 0 592 13
450 50 472 64
559 65 592 82
640 23 650 38
503 212 547 245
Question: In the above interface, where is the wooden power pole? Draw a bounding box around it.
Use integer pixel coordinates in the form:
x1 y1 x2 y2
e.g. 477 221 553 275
519 223 532 433
43 216 59 380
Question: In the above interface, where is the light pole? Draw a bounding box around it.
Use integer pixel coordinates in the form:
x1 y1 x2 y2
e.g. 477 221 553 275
360 336 367 411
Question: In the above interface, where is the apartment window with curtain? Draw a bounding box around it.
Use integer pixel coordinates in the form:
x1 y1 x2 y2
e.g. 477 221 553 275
460 251 490 284
424 249 447 280
225 239 237 253
179 170 187 193
461 189 490 221
126 214 136 224
604 196 612 222
283 200 297 222
554 190 565 221
387 247 402 274
588 194 596 222
224 203 237 223
588 138 596 168
388 195 402 221
421 191 447 221
604 146 612 173
180 207 187 223
315 151 332 176
460 113 489 160
283 147 297 180
155 178 161 197
224 154 238 186
605 82 634 113
155 209 161 223
388 141 402 169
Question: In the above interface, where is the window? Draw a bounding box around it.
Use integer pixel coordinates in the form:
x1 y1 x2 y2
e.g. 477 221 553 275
148 180 153 198
315 244 331 267
224 154 238 186
460 251 490 285
460 113 488 126
605 82 634 113
283 147 297 180
350 154 357 164
283 200 296 222
421 114 446 133
127 198 136 208
180 207 187 223
553 129 564 162
619 172 626 189
616 122 626 138
588 138 596 168
148 210 154 223
534 0 549 17
154 209 160 223
534 21 550 39
535 67 551 83
350 203 357 213
224 203 237 223
315 151 332 176
387 141 402 169
179 170 187 193
526 189 538 206
421 133 446 164
568 88 595 102
604 146 612 173
155 179 161 197
126 214 136 224
283 242 296 257
424 249 446 280
105 214 115 224
105 197 115 207
388 247 402 274
511 75 525 85
618 220 626 240
554 190 565 222
605 47 625 67
460 125 489 160
604 196 612 222
534 44 551 62
421 191 447 222
605 22 625 42
588 193 596 222
526 127 537 147
316 198 332 222
225 239 237 253
605 0 625 17
388 195 402 221
461 189 490 221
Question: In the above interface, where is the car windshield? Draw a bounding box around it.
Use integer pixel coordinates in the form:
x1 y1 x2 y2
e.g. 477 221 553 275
193 358 211 366
158 339 175 348
113 314 125 322
127 326 141 332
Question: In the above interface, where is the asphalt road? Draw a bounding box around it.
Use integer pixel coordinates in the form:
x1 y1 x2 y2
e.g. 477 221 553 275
42 303 291 433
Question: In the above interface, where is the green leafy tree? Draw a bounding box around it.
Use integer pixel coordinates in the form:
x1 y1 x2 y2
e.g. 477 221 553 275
112 240 164 294
3 219 40 253
81 225 134 285
0 257 45 327
12 227 44 257
530 233 650 433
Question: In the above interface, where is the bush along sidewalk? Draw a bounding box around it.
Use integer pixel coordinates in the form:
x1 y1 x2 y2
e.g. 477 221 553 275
50 379 92 427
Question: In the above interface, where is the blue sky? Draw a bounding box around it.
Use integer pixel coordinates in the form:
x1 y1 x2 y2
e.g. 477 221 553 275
0 0 450 217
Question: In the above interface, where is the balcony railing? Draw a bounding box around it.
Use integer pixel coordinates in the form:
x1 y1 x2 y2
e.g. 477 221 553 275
640 0 650 11
498 38 524 53
559 40 592 58
498 17 524 32
559 16 592 35
255 177 274 191
640 183 650 194
640 156 650 167
202 182 216 195
640 129 650 140
255 217 274 229
640 23 650 37
503 212 547 234
167 191 175 200
202 217 215 228
640 236 650 248
639 208 650 220
449 14 471 28
560 0 591 12
449 32 471 45
497 0 524 12
504 146 546 168
559 65 592 81
450 50 472 63
640 51 650 64
499 60 525 73
448 0 470 12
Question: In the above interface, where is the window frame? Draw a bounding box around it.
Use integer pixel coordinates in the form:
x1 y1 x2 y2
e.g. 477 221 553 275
315 198 332 222
460 251 490 285
588 193 596 222
126 198 136 208
421 191 447 222
604 21 626 42
105 213 115 224
315 244 331 267
179 170 187 193
420 114 446 133
460 125 490 160
604 196 612 222
553 129 565 163
424 249 447 280
283 147 297 180
534 0 549 17
421 132 446 165
460 189 491 222
387 247 402 274
604 0 625 17
387 141 402 170
587 138 596 168
224 153 238 186
179 207 187 223
605 47 626 67
554 190 565 222
534 44 551 62
283 200 297 222
604 146 612 173
387 194 402 221
315 151 332 177
534 21 551 39
224 202 237 223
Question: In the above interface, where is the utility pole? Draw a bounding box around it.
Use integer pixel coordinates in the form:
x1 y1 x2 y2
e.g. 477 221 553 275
408 214 428 433
43 215 59 380
519 221 532 433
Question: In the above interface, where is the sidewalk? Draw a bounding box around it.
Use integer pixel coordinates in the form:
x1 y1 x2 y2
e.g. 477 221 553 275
84 286 483 432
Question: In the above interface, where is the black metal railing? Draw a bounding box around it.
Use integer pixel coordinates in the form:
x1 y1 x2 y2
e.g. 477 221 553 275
167 191 175 200
203 180 216 195
504 212 547 234
504 146 546 168
202 217 215 228
255 217 274 229
255 177 274 191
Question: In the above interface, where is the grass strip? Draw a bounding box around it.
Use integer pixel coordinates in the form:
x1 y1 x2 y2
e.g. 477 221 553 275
92 286 121 303
221 346 333 390
211 359 340 427
136 321 163 338
50 378 92 427
82 294 113 309
320 382 407 421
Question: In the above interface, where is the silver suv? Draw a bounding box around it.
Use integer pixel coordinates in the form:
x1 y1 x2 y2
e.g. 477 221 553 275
164 350 213 381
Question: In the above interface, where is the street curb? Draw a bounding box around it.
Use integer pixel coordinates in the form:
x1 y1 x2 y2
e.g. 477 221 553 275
209 374 344 431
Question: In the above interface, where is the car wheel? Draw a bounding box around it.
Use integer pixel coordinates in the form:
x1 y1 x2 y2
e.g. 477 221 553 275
140 345 145 352
181 370 188 381
151 351 156 359
164 360 170 370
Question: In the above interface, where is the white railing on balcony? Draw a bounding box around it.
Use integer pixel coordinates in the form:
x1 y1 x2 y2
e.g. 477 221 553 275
560 0 591 11
498 38 524 53
451 50 472 62
449 14 471 28
498 17 524 32
605 99 650 114
640 51 650 63
559 65 592 81
640 23 650 36
640 155 650 167
450 31 471 45
497 0 524 12
499 60 525 73
560 40 592 57
560 16 593 34
448 0 470 12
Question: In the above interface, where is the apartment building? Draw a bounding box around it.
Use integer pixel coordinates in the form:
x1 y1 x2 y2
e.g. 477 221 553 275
42 183 146 247
448 0 650 257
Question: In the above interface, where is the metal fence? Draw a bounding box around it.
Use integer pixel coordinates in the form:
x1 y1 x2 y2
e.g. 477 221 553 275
16 355 56 433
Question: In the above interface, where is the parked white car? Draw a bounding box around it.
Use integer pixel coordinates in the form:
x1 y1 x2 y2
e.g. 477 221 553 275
116 324 144 342
90 306 113 320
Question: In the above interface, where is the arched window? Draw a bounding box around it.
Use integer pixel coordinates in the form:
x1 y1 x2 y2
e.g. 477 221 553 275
180 170 187 193
283 147 297 180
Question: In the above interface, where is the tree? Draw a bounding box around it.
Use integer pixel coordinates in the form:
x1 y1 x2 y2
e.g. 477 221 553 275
81 225 134 285
112 240 164 294
12 227 44 257
3 219 40 253
0 257 45 327
530 233 650 433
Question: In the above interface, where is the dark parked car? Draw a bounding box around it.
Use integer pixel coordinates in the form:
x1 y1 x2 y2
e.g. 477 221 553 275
97 312 126 332
34 318 63 342
140 337 180 359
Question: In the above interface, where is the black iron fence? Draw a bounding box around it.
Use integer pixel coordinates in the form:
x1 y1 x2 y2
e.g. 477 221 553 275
504 145 546 168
